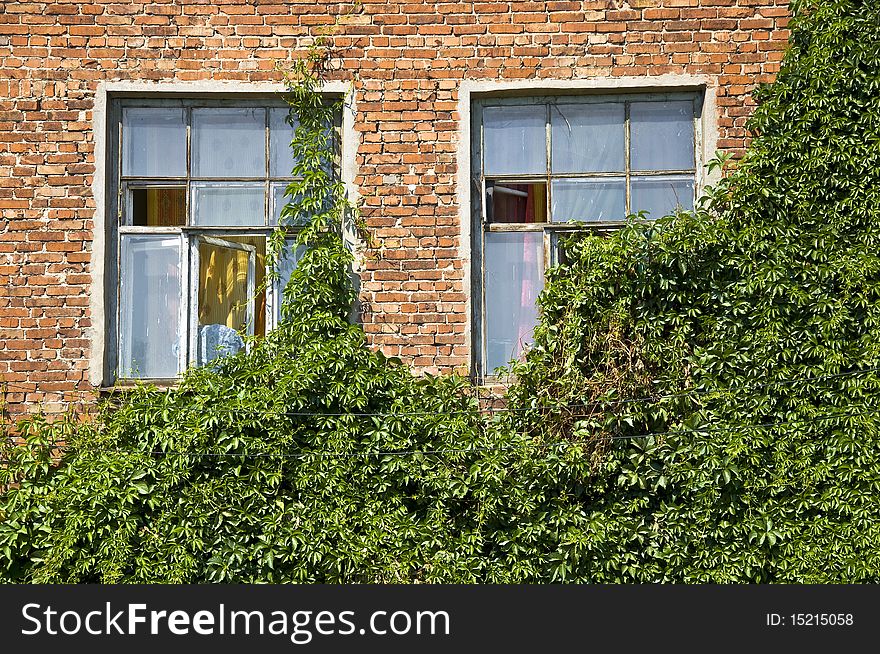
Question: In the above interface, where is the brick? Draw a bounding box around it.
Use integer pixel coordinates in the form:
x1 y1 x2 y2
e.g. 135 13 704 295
0 0 790 413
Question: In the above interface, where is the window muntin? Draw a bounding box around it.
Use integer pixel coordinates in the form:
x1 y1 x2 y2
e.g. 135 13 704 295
473 92 701 377
114 99 330 381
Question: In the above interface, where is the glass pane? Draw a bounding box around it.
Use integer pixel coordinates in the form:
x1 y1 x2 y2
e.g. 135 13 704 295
630 101 695 171
122 107 186 177
191 107 266 177
483 105 546 175
119 235 181 378
275 240 306 323
191 182 265 226
270 182 311 226
631 175 694 218
551 103 625 173
269 107 300 177
484 232 544 373
551 177 626 222
549 231 575 267
129 187 186 226
486 181 547 223
198 240 252 364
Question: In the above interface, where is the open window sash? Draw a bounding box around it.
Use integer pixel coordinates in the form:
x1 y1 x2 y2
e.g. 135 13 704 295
117 232 188 381
188 235 257 366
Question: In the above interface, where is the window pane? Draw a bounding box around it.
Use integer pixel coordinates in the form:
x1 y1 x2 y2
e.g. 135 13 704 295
484 232 544 373
191 182 265 226
275 240 306 323
549 231 576 267
129 187 186 226
270 182 312 226
119 235 181 379
269 108 300 177
631 175 694 218
551 103 625 173
122 108 186 177
192 107 266 177
485 181 547 223
551 177 626 222
630 101 695 171
197 239 253 364
483 105 546 175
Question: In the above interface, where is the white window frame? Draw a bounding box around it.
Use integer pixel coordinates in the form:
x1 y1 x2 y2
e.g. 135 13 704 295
469 87 709 381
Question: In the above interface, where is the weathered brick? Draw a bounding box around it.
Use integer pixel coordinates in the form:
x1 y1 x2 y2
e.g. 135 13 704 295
0 0 790 413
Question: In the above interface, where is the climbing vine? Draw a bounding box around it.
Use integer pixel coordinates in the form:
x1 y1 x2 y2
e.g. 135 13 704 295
0 37 593 584
3 0 880 583
507 0 880 581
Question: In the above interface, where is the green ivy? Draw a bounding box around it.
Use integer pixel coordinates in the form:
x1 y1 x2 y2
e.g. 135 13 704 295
0 38 594 584
3 1 880 583
507 0 880 582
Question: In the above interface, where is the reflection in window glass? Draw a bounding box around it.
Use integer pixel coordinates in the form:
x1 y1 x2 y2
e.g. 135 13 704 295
484 232 544 373
483 105 547 176
270 182 313 226
192 107 266 177
122 108 187 177
119 235 181 379
275 240 307 324
269 108 299 177
191 182 265 226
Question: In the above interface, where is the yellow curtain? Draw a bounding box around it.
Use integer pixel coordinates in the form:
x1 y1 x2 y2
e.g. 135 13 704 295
198 236 266 336
145 188 185 227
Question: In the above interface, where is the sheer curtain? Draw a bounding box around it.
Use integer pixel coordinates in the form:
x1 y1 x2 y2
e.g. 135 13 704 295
485 232 544 372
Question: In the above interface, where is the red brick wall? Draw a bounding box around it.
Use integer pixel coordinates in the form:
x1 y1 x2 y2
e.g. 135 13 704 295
0 1 790 414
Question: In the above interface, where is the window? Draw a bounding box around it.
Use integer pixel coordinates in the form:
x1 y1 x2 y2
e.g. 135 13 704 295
472 92 700 377
111 98 334 381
